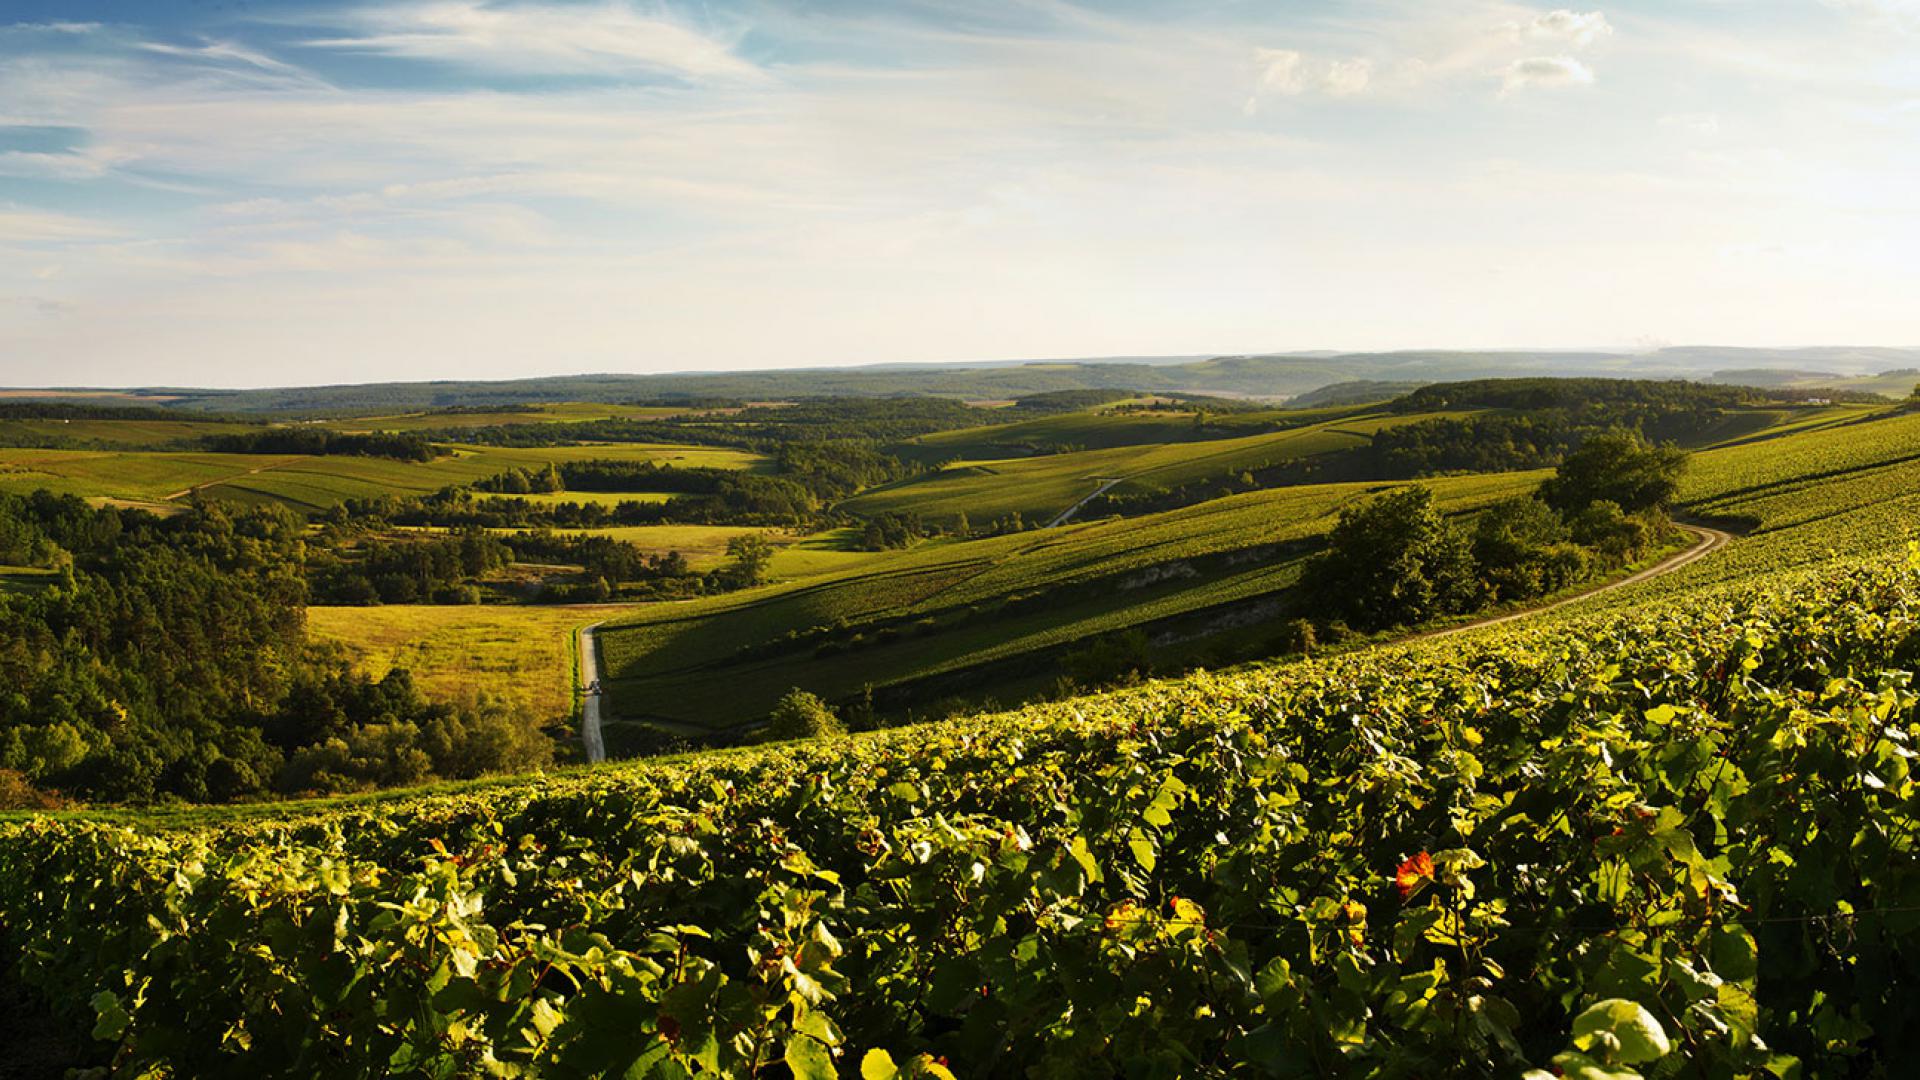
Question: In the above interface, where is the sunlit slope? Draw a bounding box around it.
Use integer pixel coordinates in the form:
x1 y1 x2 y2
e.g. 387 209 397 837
0 442 766 510
844 410 1470 525
599 471 1536 729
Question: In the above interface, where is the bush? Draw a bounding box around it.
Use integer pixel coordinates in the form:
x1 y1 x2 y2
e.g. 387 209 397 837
1063 629 1152 689
764 688 844 741
1304 487 1477 630
1539 431 1687 515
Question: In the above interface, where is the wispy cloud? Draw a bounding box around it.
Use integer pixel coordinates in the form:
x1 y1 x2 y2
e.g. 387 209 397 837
0 205 121 243
302 1 762 81
1501 54 1595 94
4 22 99 35
139 39 324 83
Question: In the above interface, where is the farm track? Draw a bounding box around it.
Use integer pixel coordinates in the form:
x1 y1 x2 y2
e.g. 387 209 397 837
1410 522 1732 642
163 457 299 501
1046 478 1123 527
578 623 606 763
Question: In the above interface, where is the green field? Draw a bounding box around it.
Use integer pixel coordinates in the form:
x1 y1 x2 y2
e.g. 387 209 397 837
507 490 676 507
0 417 257 447
0 442 767 511
307 603 613 722
847 411 1460 525
599 470 1537 729
310 402 692 432
890 403 1359 465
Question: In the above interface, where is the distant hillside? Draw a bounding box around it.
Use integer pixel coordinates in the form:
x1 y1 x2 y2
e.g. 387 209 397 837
12 346 1920 415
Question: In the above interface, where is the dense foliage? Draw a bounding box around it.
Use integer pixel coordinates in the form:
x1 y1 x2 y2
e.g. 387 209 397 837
3 555 1915 1075
0 493 553 802
205 428 440 461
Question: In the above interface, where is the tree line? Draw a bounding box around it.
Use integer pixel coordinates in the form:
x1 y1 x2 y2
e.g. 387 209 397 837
203 428 440 461
1302 431 1689 633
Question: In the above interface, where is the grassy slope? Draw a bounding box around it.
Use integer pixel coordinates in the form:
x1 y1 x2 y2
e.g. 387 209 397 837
311 403 689 432
845 410 1468 525
0 443 766 510
0 417 258 446
600 403 1920 733
306 603 615 722
598 471 1536 730
891 404 1363 464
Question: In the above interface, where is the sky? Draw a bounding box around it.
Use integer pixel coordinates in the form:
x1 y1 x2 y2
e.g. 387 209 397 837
1 1 1917 388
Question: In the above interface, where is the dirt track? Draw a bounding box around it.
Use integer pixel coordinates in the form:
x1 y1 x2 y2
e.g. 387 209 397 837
1410 522 1732 642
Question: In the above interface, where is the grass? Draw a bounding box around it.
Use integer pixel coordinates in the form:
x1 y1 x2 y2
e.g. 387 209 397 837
0 417 257 447
0 442 768 511
0 565 57 597
306 603 616 722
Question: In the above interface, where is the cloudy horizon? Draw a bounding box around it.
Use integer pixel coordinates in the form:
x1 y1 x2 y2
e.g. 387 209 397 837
3 1 1918 388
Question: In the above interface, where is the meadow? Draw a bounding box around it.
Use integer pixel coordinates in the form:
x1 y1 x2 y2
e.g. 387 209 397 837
306 603 609 723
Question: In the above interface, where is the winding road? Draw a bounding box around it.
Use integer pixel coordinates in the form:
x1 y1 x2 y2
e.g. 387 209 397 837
578 622 606 763
1411 521 1732 642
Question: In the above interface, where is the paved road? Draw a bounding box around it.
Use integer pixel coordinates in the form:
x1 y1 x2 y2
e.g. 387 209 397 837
1047 477 1123 528
578 622 606 763
1411 521 1733 642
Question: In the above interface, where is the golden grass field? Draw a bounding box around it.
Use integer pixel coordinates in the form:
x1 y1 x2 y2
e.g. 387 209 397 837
306 603 615 721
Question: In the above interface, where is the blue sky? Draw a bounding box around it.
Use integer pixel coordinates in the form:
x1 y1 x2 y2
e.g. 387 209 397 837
2 1 1917 387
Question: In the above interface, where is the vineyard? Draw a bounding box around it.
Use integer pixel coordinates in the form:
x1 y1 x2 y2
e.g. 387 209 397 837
6 549 1917 1075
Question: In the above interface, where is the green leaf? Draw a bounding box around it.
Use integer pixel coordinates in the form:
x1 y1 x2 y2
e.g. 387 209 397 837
860 1048 900 1080
785 1034 837 1080
1552 1051 1642 1080
1127 827 1157 872
1572 999 1671 1065
90 990 129 1042
1711 925 1759 982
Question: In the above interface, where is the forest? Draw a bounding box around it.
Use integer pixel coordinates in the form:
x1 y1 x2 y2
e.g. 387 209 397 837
0 493 551 802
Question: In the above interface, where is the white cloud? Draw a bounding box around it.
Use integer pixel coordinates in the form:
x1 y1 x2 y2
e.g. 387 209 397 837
1252 48 1372 99
1514 10 1613 50
303 1 762 81
1501 55 1594 93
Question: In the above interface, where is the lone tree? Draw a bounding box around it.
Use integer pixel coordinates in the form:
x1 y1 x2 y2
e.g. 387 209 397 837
764 688 843 740
724 533 775 585
1305 486 1476 631
1539 431 1687 515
